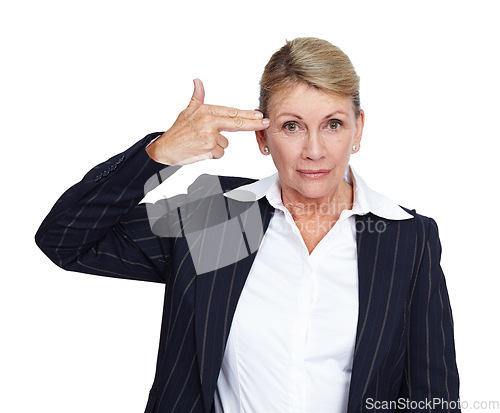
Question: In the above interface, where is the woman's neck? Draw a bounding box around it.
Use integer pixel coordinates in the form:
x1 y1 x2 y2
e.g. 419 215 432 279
281 181 354 254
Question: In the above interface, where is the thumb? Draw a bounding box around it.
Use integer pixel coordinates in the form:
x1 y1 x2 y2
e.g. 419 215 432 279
188 78 205 108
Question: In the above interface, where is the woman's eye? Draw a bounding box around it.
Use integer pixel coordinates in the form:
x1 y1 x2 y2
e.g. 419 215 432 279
283 122 299 132
328 120 341 130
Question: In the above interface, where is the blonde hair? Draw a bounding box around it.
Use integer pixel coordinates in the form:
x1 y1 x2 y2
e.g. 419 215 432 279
259 37 361 117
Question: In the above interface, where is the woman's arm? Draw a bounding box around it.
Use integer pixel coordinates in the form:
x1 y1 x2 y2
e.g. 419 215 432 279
35 133 173 283
398 217 461 411
35 79 269 283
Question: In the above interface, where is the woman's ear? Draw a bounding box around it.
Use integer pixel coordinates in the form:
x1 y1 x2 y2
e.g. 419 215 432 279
353 109 365 152
255 129 268 155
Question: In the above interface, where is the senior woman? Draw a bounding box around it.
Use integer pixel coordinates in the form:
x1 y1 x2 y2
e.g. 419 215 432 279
35 37 460 413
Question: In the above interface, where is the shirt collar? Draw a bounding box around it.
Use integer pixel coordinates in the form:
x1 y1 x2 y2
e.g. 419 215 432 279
223 165 414 221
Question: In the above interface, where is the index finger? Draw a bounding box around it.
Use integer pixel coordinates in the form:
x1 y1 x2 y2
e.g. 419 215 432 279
207 105 264 120
216 116 270 132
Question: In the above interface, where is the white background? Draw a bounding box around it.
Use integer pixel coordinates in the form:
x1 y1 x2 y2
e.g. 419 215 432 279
1 0 499 411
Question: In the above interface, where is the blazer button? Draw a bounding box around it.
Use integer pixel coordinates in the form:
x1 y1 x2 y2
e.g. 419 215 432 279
95 173 103 182
117 155 125 164
110 163 117 171
103 168 110 177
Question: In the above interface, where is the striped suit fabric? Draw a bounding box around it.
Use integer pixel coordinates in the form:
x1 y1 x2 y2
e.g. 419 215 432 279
35 133 460 412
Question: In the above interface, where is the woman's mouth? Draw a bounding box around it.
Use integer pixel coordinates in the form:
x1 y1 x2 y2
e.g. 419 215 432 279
297 170 331 179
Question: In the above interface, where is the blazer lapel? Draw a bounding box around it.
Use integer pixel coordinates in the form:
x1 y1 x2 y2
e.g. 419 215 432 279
347 213 414 412
194 197 274 413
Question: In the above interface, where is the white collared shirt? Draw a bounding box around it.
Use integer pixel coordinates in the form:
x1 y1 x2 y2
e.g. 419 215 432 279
215 165 413 413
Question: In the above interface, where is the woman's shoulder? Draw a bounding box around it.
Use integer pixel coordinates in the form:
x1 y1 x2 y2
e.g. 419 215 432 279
392 205 441 242
217 174 258 191
187 173 258 193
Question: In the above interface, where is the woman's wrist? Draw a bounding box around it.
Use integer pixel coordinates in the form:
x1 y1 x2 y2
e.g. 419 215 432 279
146 132 172 165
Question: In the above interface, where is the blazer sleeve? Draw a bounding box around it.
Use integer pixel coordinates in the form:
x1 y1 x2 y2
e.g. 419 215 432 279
35 132 175 284
397 217 461 411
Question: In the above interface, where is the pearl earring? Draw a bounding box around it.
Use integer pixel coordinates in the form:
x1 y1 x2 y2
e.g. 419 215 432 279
352 144 357 151
263 147 270 154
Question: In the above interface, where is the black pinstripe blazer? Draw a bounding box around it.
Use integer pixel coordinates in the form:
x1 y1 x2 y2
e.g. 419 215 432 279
35 133 460 413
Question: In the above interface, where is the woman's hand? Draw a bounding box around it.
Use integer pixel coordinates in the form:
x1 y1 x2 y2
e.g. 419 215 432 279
146 79 270 165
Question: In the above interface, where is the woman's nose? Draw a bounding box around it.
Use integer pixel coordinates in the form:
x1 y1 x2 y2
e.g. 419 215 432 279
301 130 325 161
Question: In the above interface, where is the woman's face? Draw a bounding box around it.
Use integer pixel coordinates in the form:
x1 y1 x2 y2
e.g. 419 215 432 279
256 81 364 204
